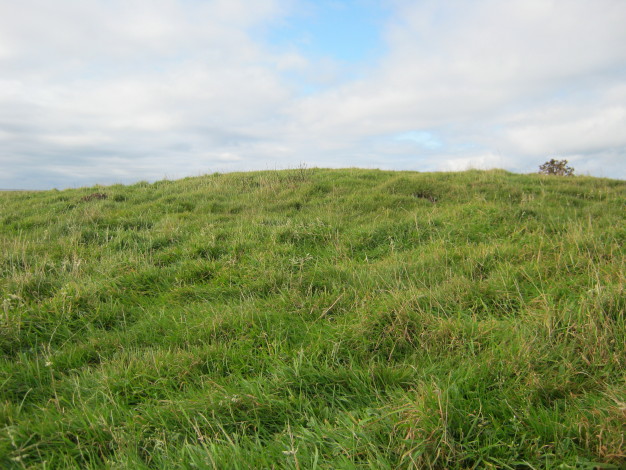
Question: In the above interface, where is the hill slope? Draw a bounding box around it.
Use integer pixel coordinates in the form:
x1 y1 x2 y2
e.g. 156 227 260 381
1 168 625 469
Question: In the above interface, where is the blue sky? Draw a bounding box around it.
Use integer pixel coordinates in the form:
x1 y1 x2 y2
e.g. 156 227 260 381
266 0 389 63
1 0 625 189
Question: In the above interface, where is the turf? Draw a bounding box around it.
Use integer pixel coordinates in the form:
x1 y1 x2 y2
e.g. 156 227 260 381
1 168 624 469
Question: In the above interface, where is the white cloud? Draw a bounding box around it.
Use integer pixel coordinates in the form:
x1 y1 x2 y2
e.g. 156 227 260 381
0 0 625 188
276 0 626 175
437 153 512 172
507 105 626 155
215 152 242 162
290 0 626 131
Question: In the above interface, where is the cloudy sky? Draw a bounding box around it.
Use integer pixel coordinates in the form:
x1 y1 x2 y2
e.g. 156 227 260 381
1 0 625 189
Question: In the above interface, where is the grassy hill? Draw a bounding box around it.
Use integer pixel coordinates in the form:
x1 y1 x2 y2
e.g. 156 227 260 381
1 168 624 469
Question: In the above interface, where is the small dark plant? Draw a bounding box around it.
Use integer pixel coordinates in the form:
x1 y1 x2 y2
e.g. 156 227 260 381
412 191 438 203
81 192 108 202
539 159 575 176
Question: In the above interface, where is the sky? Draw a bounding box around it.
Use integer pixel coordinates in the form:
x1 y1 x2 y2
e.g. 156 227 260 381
1 0 625 189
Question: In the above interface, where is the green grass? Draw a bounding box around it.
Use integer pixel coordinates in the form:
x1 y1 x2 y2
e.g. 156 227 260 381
1 168 624 469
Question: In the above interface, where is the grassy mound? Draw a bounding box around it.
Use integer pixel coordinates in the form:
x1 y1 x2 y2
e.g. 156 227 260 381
1 168 624 469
